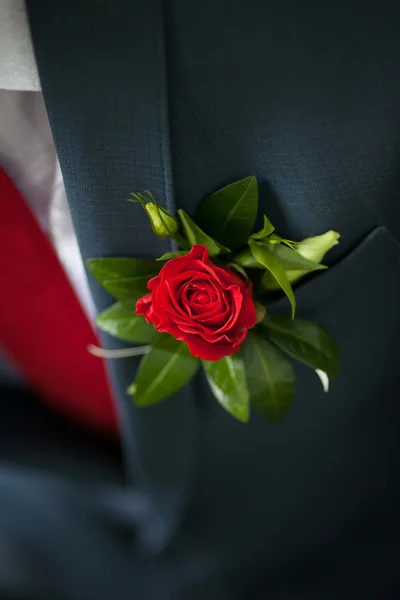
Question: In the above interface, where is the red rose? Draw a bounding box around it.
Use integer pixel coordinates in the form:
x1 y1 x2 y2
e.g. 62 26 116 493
136 244 257 361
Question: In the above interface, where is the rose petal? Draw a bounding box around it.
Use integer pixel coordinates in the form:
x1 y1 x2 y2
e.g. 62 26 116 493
234 289 257 332
183 332 241 361
154 245 211 282
135 293 161 327
144 244 256 361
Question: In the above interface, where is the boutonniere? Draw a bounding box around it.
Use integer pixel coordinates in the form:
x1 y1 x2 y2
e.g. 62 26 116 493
88 177 340 422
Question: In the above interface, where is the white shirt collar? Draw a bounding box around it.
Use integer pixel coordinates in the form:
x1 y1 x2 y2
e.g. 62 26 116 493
0 0 40 91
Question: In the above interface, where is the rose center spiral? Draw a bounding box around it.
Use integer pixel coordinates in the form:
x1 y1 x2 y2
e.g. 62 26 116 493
191 290 211 305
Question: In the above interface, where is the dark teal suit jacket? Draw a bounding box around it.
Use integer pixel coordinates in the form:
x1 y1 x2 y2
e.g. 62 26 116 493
1 1 400 597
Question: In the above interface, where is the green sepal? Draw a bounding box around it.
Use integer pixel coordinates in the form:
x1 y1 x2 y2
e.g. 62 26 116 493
178 209 231 256
251 214 275 240
157 251 189 261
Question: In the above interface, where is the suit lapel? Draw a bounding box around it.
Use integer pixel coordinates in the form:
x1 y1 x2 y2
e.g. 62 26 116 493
27 0 197 548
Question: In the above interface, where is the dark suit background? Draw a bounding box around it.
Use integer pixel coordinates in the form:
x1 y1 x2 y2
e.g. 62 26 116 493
1 1 400 598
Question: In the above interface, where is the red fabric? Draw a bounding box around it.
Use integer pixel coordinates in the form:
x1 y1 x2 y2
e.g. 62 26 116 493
0 167 118 435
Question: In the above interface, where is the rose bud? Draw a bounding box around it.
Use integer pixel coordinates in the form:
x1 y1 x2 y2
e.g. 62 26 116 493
264 230 340 289
284 230 340 285
295 230 340 264
145 202 179 237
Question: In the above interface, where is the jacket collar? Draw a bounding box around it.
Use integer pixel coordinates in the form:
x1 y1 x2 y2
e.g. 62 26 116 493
27 0 198 549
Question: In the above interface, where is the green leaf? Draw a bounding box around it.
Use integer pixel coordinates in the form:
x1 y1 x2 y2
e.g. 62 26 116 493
202 355 249 422
177 209 231 256
86 257 159 301
268 244 328 271
195 176 259 249
87 257 159 280
249 239 296 318
157 250 189 261
95 301 155 343
261 244 327 290
263 316 340 379
251 214 275 240
131 335 200 406
243 333 295 422
233 248 264 269
97 276 153 302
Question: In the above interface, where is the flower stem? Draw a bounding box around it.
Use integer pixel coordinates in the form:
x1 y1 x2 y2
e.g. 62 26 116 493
171 231 190 250
255 302 266 324
87 344 150 359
